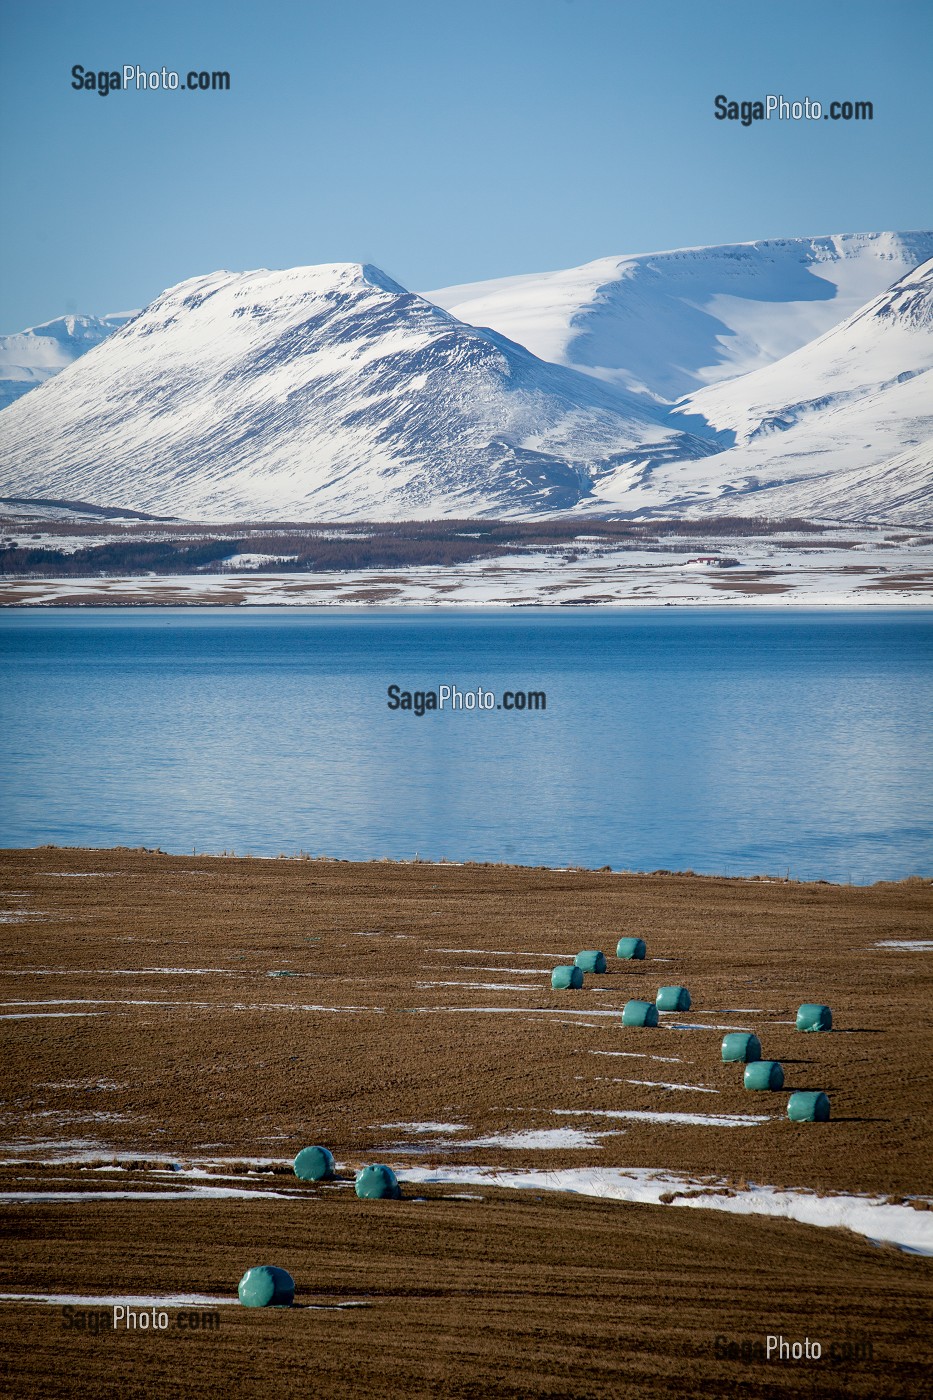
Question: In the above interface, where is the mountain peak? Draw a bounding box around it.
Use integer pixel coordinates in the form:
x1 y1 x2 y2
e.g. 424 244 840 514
0 256 699 520
864 256 933 330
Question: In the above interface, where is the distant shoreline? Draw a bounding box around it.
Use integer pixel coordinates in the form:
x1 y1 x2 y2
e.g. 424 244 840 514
6 844 930 890
2 577 932 607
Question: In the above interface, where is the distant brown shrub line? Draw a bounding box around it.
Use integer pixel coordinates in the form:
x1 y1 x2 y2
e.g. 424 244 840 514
0 514 845 578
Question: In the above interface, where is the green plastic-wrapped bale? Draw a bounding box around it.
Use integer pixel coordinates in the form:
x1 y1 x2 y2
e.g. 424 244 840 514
616 937 646 960
655 985 691 1012
355 1164 401 1199
721 1032 761 1063
796 1003 833 1032
622 999 659 1027
787 1090 831 1122
744 1060 784 1091
293 1145 336 1181
238 1265 295 1308
574 950 607 974
552 965 584 990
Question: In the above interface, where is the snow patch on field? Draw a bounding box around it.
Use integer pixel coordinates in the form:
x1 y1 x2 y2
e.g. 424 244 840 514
554 1107 768 1127
461 1128 618 1150
624 1080 719 1094
3 968 236 976
456 966 544 975
0 1292 235 1308
0 1012 107 1019
382 1122 469 1135
0 998 377 1014
416 980 540 991
394 1166 933 1254
412 1006 623 1017
436 949 574 957
664 1021 757 1032
0 1187 301 1202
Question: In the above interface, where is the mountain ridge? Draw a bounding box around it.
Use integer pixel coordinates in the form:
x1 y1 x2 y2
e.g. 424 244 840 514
0 261 712 519
0 236 930 523
427 231 933 403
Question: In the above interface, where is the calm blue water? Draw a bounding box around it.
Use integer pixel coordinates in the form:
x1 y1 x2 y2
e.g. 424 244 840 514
1 608 931 883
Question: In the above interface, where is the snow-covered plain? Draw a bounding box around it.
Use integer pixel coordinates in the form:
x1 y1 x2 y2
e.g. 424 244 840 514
4 525 929 606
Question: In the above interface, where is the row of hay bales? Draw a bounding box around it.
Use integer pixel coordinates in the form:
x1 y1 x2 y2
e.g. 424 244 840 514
239 950 836 1307
238 1151 403 1307
292 1147 401 1198
719 1020 832 1122
551 943 834 1122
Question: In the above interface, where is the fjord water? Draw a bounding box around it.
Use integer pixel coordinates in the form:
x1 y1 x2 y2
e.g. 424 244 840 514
1 609 930 884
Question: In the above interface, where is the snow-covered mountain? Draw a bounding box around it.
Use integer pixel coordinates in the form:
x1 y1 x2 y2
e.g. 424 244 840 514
0 236 930 524
0 312 136 411
6 233 928 416
586 258 933 521
428 232 933 403
0 263 712 519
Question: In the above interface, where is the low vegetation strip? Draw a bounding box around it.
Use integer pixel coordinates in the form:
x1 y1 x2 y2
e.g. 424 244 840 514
0 513 853 578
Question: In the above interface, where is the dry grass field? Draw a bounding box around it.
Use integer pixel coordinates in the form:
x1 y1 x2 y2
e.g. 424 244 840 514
1 847 931 1397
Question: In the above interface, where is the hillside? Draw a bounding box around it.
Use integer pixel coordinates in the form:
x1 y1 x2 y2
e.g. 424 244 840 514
428 232 933 403
0 263 710 520
636 257 933 522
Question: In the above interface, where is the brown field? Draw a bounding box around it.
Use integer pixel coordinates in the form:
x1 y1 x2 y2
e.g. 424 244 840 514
1 847 931 1397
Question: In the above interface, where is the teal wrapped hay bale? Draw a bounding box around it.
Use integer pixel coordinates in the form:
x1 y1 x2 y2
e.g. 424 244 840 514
787 1091 831 1122
616 937 646 960
574 950 607 974
552 965 584 990
622 999 659 1027
744 1060 785 1091
293 1145 336 1182
796 1003 833 1032
655 985 691 1012
238 1265 295 1308
721 1032 761 1063
355 1164 401 1199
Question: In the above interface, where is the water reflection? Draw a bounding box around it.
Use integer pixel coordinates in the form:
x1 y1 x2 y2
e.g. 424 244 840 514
1 608 930 883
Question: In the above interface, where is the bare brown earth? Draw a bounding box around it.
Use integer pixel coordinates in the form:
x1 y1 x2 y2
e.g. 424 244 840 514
864 572 933 592
1 847 931 1398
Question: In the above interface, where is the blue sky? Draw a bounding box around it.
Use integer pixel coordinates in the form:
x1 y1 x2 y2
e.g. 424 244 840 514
1 0 931 331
